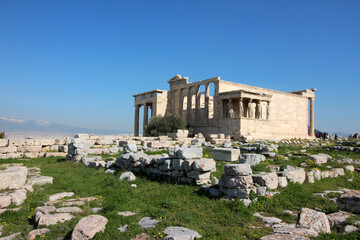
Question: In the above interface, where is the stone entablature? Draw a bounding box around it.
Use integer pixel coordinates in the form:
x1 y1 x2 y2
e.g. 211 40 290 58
133 74 317 140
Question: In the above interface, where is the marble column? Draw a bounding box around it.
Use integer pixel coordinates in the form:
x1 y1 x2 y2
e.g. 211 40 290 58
266 101 271 120
247 99 252 118
256 101 261 119
214 82 220 127
172 90 176 113
205 84 210 123
238 98 243 118
179 88 183 117
195 85 200 123
143 104 148 135
228 98 233 118
134 105 140 137
151 102 156 118
187 87 192 124
310 98 315 136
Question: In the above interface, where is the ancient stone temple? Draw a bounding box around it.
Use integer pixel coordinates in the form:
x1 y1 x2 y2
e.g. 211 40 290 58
133 75 316 140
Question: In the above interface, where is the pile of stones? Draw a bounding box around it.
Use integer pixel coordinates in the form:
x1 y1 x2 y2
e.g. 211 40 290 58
0 164 53 213
260 190 360 239
67 138 91 161
27 192 107 240
213 151 354 200
0 138 68 159
218 164 255 199
115 144 216 185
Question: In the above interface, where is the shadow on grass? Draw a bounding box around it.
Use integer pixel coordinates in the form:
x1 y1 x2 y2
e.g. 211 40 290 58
64 230 73 240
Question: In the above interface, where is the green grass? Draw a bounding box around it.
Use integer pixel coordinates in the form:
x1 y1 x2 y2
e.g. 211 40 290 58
144 150 168 155
0 157 266 239
1 143 360 239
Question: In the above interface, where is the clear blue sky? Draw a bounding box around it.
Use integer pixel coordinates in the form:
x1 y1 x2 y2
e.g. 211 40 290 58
0 0 359 133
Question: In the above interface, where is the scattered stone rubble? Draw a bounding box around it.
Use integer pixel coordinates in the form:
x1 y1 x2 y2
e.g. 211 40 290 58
115 144 216 185
0 164 53 213
0 137 69 159
219 164 255 199
1 134 360 239
163 226 201 240
71 215 108 240
210 147 240 162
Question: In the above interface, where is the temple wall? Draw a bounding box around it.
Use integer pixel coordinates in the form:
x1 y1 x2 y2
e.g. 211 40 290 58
133 75 315 140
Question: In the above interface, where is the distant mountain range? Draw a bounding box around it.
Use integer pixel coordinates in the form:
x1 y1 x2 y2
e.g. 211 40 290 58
0 116 130 137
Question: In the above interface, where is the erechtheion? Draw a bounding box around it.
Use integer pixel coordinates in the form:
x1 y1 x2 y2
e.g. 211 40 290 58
133 75 316 140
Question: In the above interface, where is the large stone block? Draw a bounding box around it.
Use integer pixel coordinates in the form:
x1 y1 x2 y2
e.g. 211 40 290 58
224 164 252 176
210 148 240 162
163 226 201 240
159 160 172 171
226 188 249 198
278 176 288 187
24 152 42 158
9 189 27 205
337 190 360 213
71 215 108 240
283 168 306 184
88 148 103 155
309 154 331 165
36 212 74 226
219 174 253 188
0 166 28 190
0 195 12 208
172 159 184 171
334 168 345 176
187 171 210 180
297 208 331 233
239 154 266 166
183 159 196 172
0 146 17 154
27 176 53 186
39 139 56 146
192 158 216 172
252 172 278 189
327 211 353 229
176 145 203 159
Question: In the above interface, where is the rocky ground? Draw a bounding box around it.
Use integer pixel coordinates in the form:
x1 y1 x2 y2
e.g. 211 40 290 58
0 137 360 239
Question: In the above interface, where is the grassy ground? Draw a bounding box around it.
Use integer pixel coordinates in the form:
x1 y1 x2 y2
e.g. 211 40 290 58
0 145 360 239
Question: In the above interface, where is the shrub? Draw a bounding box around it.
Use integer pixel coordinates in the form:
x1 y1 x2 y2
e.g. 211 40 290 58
0 131 5 139
145 113 187 137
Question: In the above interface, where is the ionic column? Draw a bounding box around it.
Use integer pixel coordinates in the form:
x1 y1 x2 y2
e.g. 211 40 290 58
179 88 183 117
134 105 140 136
256 100 261 119
310 97 315 136
247 99 252 118
213 82 220 127
195 85 200 123
143 104 148 135
221 99 225 118
266 101 271 120
205 83 210 123
258 101 263 119
228 98 233 118
151 102 156 118
172 90 176 113
187 87 192 124
238 98 243 118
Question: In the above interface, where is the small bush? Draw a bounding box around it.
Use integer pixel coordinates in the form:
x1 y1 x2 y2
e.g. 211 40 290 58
0 131 5 139
145 113 187 137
